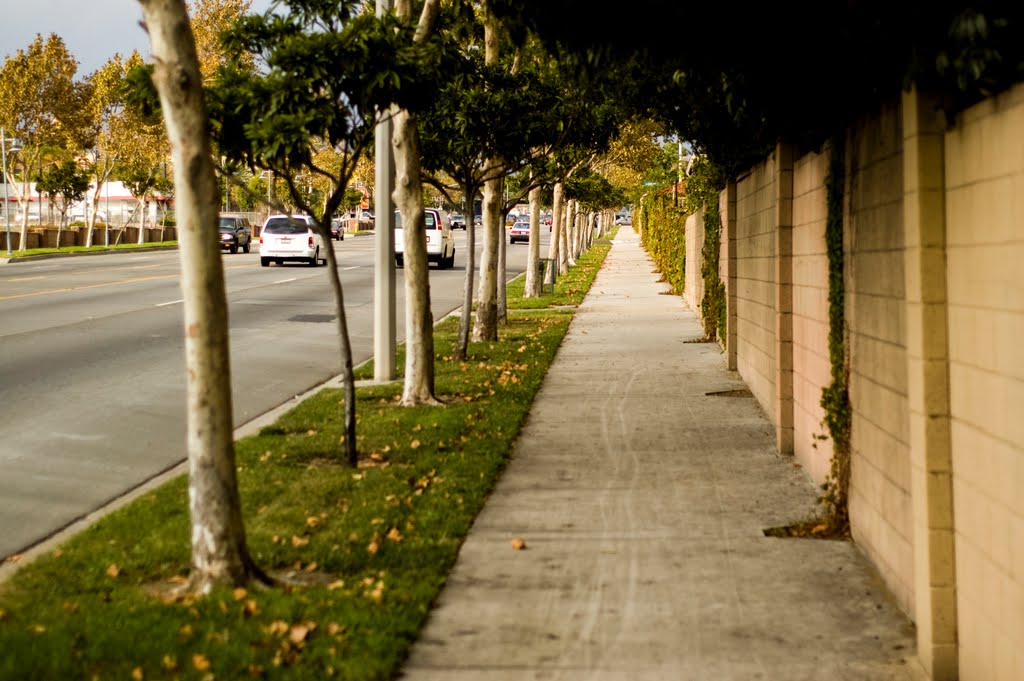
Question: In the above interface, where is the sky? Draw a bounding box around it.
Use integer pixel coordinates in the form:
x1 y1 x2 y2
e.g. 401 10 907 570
0 0 272 77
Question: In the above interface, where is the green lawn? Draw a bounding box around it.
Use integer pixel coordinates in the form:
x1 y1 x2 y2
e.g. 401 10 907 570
7 241 178 259
0 235 613 680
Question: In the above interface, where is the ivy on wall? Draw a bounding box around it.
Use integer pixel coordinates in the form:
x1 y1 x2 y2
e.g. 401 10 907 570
639 193 686 295
819 133 851 533
686 157 727 341
699 201 726 342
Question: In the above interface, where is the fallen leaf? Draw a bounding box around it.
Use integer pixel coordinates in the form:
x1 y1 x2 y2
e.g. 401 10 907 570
327 580 345 590
192 654 210 671
511 537 527 551
305 562 318 572
161 655 178 671
306 430 317 437
232 587 248 601
410 439 421 450
266 621 289 637
259 451 272 462
289 624 310 644
327 622 345 636
386 527 403 543
517 344 527 353
131 666 144 680
243 600 260 617
106 564 120 578
6 554 23 564
52 549 63 558
29 624 46 634
62 602 79 613
306 516 321 529
371 517 385 525
179 624 193 638
291 535 309 548
367 538 380 555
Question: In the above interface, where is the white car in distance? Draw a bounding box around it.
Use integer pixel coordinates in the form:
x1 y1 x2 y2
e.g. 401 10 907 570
259 214 327 267
394 208 455 269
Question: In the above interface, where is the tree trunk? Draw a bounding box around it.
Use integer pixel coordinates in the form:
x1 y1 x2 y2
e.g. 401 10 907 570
524 184 542 297
472 2 501 342
473 170 500 341
548 181 563 279
454 180 477 361
318 227 358 466
138 0 265 593
393 0 441 405
392 108 438 405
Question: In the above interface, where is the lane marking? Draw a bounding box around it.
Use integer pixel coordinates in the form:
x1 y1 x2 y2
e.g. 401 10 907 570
274 277 297 284
342 266 360 271
2 276 45 283
156 299 183 307
0 274 178 302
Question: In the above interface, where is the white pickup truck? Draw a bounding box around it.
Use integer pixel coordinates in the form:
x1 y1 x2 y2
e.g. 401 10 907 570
394 208 455 269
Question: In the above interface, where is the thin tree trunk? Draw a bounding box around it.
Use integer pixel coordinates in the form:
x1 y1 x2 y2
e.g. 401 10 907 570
454 180 477 361
548 181 563 280
523 185 542 298
472 2 501 342
496 197 507 325
319 231 358 466
473 170 500 341
139 0 266 593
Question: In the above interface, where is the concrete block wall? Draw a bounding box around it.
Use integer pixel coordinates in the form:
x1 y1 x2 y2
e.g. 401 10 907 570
944 83 1024 681
790 149 833 484
683 208 705 313
845 99 915 614
734 156 779 421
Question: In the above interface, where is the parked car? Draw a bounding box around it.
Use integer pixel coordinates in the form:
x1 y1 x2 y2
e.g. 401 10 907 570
509 220 531 244
450 214 466 230
259 215 327 267
218 213 253 254
394 208 455 269
329 217 346 241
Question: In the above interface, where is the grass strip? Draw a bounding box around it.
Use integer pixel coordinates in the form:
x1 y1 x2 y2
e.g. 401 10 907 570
0 239 613 681
9 242 179 258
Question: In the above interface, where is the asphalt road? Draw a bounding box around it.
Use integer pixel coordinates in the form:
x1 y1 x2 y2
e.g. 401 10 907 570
0 228 548 560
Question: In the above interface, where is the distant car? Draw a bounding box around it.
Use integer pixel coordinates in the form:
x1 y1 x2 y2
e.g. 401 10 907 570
394 208 455 269
450 214 466 230
218 213 253 254
259 215 327 267
509 221 531 244
329 218 346 241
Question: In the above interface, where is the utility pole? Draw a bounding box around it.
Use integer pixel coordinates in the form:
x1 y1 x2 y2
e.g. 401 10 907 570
373 0 396 382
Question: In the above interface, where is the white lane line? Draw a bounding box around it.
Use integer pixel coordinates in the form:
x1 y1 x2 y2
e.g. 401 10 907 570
156 299 183 307
274 277 297 284
342 266 360 271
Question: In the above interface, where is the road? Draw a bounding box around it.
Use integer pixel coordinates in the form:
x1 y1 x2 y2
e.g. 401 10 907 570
0 229 548 560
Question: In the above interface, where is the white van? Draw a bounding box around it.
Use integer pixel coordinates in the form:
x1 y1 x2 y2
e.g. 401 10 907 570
394 208 455 269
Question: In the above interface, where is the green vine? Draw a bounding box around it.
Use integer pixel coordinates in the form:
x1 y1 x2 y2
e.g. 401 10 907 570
819 133 850 533
640 193 686 294
699 201 726 341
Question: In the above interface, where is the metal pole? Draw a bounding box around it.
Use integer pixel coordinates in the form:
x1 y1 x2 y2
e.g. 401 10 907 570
373 0 396 382
2 128 11 256
104 177 110 247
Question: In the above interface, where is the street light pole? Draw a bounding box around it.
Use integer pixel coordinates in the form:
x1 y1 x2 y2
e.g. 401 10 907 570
373 0 397 382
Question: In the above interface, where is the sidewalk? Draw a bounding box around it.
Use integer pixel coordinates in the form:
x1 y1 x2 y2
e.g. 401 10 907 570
399 227 923 680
